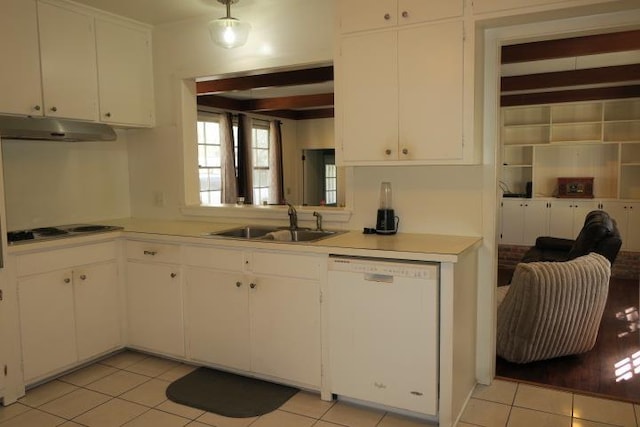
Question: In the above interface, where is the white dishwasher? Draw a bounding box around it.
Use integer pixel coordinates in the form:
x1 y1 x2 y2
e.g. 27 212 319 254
328 255 439 416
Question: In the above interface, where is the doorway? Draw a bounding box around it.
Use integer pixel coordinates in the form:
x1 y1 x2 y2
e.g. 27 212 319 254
487 13 640 402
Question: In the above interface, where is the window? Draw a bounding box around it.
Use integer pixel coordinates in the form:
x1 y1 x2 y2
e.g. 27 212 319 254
325 163 337 205
197 113 269 205
252 123 270 205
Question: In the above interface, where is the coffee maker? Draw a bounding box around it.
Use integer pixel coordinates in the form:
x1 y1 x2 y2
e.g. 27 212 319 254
375 182 399 234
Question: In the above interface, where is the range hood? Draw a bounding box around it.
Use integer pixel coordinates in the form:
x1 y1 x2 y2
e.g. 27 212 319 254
0 115 117 142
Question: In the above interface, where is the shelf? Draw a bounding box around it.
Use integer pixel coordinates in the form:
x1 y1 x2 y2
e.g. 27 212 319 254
502 99 640 202
604 100 640 121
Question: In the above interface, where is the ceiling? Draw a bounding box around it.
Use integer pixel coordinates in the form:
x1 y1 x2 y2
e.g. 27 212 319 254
69 2 640 115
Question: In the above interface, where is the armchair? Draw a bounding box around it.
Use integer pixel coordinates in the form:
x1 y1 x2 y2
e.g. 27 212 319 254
521 210 622 265
497 253 611 363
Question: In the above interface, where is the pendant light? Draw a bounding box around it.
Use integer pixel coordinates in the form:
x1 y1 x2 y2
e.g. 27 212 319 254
208 0 251 49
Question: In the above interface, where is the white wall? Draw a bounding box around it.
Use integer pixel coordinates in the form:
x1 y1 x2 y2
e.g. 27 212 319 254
127 0 486 237
127 0 335 218
2 133 131 230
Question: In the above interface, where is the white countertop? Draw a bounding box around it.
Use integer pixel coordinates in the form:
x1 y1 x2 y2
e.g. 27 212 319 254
109 218 480 263
8 218 482 263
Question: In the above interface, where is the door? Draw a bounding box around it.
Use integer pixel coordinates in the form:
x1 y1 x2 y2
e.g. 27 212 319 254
0 0 42 116
328 264 438 415
398 21 464 160
249 276 321 387
340 31 398 162
74 262 121 361
522 200 550 246
126 262 184 357
500 199 524 244
548 200 577 239
19 270 77 382
337 0 397 33
38 1 98 120
625 203 640 251
184 267 250 371
95 19 154 126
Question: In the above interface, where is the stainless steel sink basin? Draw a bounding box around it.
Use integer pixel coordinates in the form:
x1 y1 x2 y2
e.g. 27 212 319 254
207 226 343 243
207 225 280 239
260 229 341 242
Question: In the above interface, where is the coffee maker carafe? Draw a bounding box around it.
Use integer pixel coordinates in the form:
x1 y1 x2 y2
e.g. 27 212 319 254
376 182 399 234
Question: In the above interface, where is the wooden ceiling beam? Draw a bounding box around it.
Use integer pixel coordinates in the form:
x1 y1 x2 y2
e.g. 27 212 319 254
501 84 640 106
248 93 334 111
501 30 640 64
502 64 640 92
196 66 334 95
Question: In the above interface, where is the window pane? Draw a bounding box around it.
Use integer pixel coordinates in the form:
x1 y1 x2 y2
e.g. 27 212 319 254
254 148 268 167
209 169 221 191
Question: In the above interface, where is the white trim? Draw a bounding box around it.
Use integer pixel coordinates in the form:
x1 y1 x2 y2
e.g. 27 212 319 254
180 204 353 224
478 7 640 386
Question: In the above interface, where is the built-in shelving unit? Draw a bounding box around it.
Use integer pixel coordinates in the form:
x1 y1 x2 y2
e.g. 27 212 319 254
501 98 640 199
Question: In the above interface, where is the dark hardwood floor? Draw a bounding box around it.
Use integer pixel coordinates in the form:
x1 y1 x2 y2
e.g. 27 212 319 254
496 268 640 403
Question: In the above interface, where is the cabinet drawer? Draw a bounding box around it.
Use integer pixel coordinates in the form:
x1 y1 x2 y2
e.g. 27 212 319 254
183 245 245 272
125 240 181 264
16 241 117 277
249 252 323 280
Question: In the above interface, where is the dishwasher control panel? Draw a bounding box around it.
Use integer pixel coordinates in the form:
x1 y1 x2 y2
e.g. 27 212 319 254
328 256 438 280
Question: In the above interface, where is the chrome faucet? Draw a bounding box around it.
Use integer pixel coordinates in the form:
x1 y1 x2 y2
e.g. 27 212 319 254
286 202 298 230
313 211 323 231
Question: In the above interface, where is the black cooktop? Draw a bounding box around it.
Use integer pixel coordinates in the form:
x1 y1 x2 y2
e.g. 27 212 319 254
7 224 122 244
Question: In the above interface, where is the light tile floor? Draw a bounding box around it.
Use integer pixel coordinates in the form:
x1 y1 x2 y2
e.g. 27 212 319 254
0 351 639 427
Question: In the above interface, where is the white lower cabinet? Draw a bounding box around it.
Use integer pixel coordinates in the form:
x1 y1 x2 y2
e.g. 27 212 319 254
185 267 250 372
599 201 640 251
183 245 322 388
16 242 120 384
125 241 184 357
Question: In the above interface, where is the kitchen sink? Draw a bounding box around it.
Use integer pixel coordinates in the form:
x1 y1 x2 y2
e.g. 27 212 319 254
206 226 343 243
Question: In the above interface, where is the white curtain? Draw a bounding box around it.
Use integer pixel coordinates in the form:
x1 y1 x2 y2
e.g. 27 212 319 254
219 112 237 204
268 120 284 204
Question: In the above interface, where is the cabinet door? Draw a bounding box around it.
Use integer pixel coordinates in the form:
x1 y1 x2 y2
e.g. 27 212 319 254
184 267 250 371
38 2 98 121
95 19 154 126
626 203 640 252
249 276 321 387
522 200 550 246
19 270 77 383
399 21 464 160
548 200 578 239
74 262 121 361
0 0 43 116
500 200 524 245
340 31 398 163
337 0 397 33
126 262 184 357
399 0 463 23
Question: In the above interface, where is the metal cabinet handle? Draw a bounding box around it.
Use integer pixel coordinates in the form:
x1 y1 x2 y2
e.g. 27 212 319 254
250 283 257 289
384 13 391 20
34 105 41 111
105 112 111 118
143 250 157 256
63 277 71 284
79 274 87 281
50 106 57 112
170 272 177 278
385 149 392 155
236 281 242 288
402 148 408 155
402 11 408 18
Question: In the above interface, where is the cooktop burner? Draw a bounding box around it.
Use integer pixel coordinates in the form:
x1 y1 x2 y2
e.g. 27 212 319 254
7 224 123 244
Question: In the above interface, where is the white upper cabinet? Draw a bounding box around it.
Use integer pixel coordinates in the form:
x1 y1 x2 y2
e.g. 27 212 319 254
38 1 99 121
338 20 466 164
0 0 154 126
95 18 154 127
338 0 463 33
0 0 43 116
